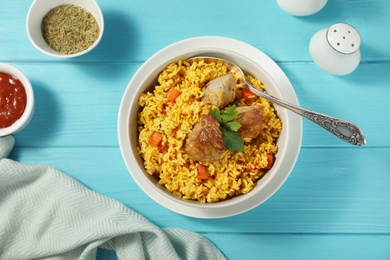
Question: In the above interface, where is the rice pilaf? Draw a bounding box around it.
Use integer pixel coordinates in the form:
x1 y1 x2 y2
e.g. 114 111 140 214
137 59 282 203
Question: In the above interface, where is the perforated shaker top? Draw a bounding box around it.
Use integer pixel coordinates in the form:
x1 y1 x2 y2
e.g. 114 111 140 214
326 23 361 54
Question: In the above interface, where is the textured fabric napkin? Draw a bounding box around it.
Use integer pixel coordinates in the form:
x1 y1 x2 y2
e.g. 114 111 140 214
0 136 226 260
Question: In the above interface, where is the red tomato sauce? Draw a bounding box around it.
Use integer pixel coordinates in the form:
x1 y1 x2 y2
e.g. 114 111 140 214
0 72 27 128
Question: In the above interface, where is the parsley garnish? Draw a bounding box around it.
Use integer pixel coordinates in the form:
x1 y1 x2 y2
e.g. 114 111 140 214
210 105 244 153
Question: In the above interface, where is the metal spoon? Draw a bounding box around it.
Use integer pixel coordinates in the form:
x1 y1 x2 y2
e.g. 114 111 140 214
188 56 366 146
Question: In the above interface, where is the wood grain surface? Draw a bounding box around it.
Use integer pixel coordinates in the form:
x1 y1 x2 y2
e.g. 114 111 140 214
1 0 389 259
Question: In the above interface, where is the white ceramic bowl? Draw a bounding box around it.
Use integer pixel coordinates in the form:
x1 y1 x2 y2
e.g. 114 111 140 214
0 63 35 137
26 0 104 58
118 36 302 218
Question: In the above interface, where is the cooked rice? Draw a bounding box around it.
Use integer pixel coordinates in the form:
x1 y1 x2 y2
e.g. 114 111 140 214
137 59 282 203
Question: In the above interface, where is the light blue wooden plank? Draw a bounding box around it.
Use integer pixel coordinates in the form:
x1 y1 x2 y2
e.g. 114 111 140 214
0 1 389 62
96 234 390 260
10 62 135 147
204 233 390 260
8 147 390 234
280 62 390 147
8 62 389 148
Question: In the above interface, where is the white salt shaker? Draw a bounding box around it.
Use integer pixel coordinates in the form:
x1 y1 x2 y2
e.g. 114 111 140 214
276 0 328 16
309 23 361 75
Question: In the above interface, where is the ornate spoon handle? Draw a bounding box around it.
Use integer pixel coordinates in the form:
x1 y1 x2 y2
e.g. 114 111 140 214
245 80 366 146
187 56 366 146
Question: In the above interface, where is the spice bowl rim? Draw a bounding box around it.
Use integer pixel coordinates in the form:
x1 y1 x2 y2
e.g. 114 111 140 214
0 63 35 137
26 0 104 58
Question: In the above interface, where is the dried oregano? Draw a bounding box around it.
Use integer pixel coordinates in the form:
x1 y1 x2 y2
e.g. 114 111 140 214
41 4 100 55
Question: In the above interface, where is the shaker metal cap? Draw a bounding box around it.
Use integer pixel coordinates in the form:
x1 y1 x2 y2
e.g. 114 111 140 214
327 23 361 54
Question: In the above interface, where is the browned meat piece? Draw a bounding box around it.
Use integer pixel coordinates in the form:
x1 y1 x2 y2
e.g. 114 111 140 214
202 73 236 108
184 114 227 162
236 106 263 139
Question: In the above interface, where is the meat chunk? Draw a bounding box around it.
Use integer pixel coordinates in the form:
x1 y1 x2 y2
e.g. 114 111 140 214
236 106 263 139
202 73 236 108
184 114 227 162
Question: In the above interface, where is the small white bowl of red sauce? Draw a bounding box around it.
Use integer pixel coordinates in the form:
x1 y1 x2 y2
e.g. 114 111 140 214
0 63 35 137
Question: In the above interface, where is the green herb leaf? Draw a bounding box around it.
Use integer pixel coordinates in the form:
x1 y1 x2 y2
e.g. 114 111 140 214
210 105 244 153
222 130 244 153
210 109 222 123
224 121 241 132
221 105 239 122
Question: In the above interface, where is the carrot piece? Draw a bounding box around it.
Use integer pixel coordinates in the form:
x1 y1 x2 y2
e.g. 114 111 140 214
167 88 182 103
242 88 256 103
265 154 274 169
197 163 210 180
149 131 162 147
157 142 167 153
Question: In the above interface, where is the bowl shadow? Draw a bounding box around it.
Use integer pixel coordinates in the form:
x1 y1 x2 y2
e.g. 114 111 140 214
73 9 141 82
80 9 140 63
13 80 61 148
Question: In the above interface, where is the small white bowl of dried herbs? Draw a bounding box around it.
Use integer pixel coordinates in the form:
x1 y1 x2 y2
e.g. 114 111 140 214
26 0 104 58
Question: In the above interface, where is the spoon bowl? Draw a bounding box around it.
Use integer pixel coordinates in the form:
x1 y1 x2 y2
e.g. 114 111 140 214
188 56 366 146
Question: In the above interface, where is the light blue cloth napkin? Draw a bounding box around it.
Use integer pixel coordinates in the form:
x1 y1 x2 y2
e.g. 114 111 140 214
0 136 226 260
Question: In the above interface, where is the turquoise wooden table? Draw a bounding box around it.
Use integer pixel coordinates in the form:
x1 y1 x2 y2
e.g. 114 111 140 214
2 0 390 259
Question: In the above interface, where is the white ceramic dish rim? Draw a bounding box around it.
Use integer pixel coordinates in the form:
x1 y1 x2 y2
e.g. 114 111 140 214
26 0 104 58
0 63 35 137
118 36 302 219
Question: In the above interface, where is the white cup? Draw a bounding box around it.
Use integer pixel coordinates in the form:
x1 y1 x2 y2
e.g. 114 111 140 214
309 23 361 76
276 0 328 16
26 0 104 58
